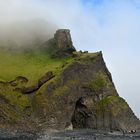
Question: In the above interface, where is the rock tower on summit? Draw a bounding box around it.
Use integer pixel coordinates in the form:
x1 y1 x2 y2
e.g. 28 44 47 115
54 29 76 54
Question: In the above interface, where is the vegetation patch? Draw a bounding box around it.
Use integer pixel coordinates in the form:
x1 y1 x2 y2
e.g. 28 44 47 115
0 84 31 114
88 71 107 91
99 95 129 116
0 47 74 86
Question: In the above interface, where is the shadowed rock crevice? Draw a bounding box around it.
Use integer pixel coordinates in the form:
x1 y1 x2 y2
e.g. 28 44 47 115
0 71 55 94
71 97 93 129
22 71 55 94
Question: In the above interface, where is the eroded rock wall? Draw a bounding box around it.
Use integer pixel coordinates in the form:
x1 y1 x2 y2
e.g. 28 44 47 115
33 52 140 132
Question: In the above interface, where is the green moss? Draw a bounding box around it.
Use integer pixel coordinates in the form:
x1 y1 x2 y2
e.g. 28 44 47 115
0 46 99 90
88 72 107 91
0 84 31 114
99 95 129 116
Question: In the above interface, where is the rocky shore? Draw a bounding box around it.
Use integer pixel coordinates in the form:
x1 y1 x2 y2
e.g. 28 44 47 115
1 129 140 140
37 129 140 140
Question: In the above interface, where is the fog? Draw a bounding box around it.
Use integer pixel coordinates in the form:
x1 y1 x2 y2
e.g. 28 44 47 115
0 20 58 47
0 0 58 47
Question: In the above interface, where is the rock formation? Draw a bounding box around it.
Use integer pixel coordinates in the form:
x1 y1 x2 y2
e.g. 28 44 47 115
54 29 76 53
40 29 76 58
0 29 139 133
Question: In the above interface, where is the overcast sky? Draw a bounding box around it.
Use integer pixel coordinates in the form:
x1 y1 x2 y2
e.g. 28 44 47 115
0 0 140 117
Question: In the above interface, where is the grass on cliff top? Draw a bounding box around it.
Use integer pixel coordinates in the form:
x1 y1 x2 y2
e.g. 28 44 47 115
0 47 99 86
0 47 74 86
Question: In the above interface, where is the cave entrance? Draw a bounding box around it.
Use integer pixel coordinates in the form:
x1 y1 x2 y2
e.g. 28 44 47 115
71 97 92 129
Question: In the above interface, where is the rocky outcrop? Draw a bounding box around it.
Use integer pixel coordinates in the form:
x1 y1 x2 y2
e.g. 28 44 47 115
54 29 76 57
54 29 76 54
39 29 76 58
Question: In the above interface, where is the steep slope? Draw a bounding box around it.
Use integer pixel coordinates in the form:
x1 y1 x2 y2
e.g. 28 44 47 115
0 29 139 132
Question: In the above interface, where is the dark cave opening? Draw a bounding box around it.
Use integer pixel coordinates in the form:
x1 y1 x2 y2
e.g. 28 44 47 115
71 97 92 129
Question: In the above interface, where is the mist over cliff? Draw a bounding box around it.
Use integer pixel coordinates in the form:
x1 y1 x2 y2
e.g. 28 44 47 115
0 0 58 47
0 19 57 47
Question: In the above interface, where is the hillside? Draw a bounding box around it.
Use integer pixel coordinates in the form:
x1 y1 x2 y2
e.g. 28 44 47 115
0 29 139 133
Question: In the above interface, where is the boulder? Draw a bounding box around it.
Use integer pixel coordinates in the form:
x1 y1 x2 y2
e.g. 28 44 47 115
38 71 55 87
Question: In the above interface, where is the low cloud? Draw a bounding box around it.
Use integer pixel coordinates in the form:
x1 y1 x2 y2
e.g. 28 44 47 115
0 0 58 47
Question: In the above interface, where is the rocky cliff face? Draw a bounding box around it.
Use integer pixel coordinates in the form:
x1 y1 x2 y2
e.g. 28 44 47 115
33 51 140 132
0 29 139 132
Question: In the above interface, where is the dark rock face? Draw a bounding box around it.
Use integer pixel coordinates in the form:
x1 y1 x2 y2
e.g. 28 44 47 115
54 29 76 57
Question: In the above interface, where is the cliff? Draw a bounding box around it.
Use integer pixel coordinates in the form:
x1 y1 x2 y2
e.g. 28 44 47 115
0 29 139 132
